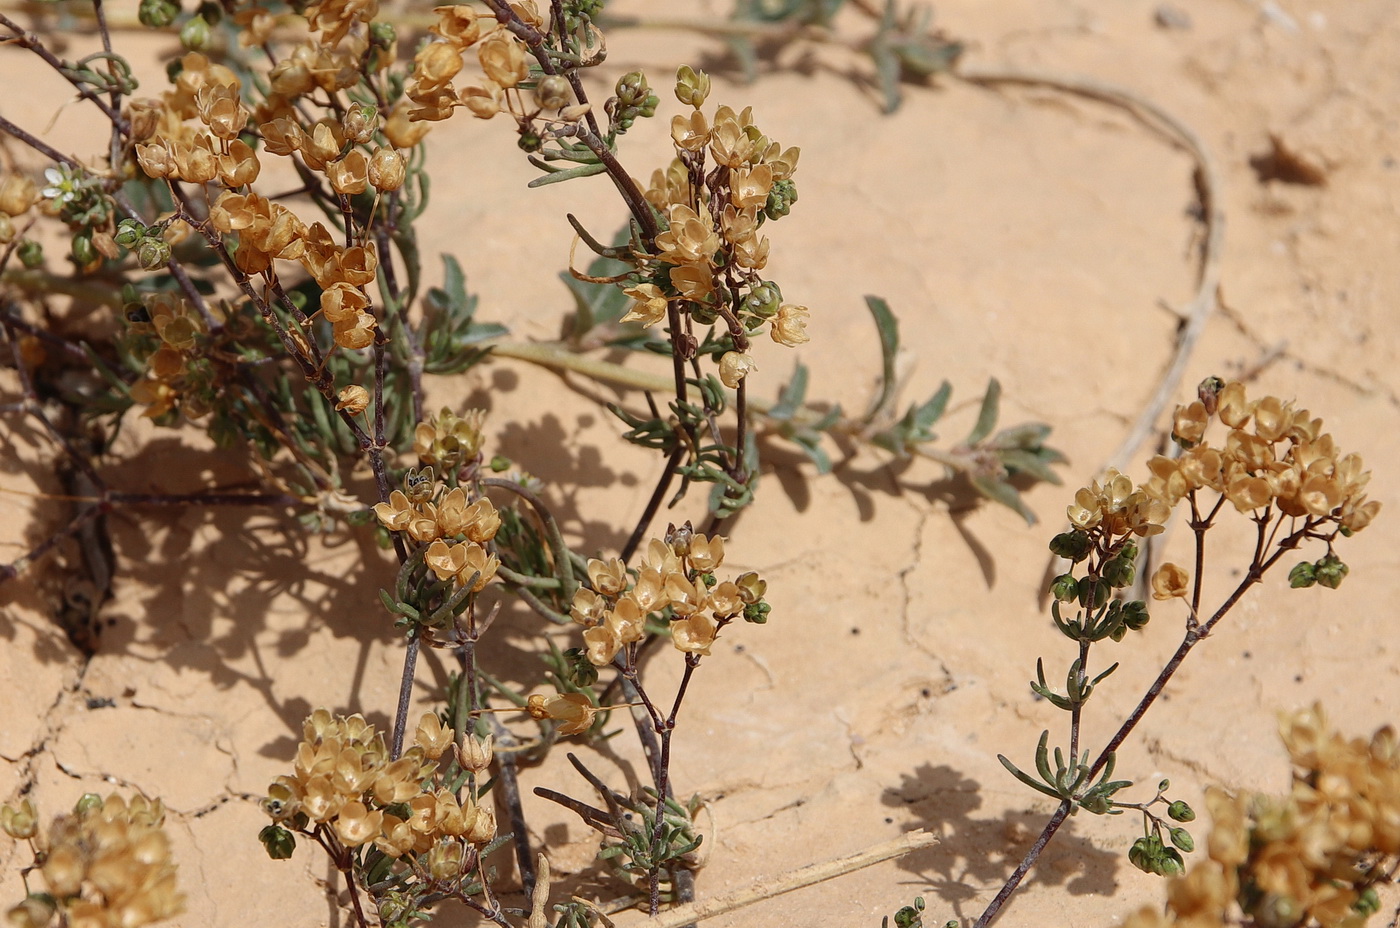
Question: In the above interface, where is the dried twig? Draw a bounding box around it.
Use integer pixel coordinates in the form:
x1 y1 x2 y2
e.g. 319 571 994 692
623 831 937 928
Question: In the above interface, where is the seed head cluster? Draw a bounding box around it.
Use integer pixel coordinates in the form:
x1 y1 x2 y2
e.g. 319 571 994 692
264 710 497 876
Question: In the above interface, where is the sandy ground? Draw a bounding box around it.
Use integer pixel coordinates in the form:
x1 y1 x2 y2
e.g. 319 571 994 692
3 1 1400 926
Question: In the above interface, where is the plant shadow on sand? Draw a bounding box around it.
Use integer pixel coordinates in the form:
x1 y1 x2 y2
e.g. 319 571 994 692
882 763 1118 924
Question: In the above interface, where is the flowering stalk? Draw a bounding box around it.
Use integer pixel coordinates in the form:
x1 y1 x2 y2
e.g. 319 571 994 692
975 378 1380 927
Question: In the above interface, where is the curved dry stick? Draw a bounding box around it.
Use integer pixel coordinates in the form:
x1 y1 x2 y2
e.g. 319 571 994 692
954 64 1225 474
628 830 938 928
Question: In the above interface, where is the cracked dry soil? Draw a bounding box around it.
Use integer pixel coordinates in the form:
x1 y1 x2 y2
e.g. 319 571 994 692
4 2 1400 926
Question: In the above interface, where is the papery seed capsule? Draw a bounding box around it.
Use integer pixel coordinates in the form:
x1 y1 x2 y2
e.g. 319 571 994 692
368 148 405 191
342 104 379 145
534 74 572 110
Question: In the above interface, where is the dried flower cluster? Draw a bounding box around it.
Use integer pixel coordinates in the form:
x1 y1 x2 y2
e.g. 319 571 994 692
374 479 501 588
406 3 591 128
123 290 208 420
1120 705 1400 928
2 793 183 928
1144 380 1378 600
622 68 806 388
372 409 500 589
1147 381 1379 529
570 526 770 665
131 32 402 365
263 710 497 876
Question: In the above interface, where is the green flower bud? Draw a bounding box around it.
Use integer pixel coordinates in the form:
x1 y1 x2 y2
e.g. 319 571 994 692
517 129 543 153
1121 600 1150 630
563 648 599 687
1354 888 1381 917
1078 577 1109 610
1167 799 1195 822
1128 834 1157 873
135 236 171 270
1168 826 1194 852
1050 573 1079 603
743 601 770 624
1288 561 1317 588
1314 554 1348 590
378 891 412 926
75 793 103 816
258 823 296 860
370 21 396 48
1048 530 1093 562
1103 555 1135 589
1157 847 1184 877
17 238 43 269
115 218 144 247
70 232 97 268
892 897 925 928
138 0 181 28
742 280 782 319
764 178 798 220
179 14 212 51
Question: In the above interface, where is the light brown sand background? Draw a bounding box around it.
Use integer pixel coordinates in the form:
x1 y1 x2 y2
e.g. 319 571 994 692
3 1 1399 925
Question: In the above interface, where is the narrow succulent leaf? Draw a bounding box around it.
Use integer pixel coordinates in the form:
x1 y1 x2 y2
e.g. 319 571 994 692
1091 662 1121 687
999 754 1064 800
1034 731 1055 784
526 161 608 187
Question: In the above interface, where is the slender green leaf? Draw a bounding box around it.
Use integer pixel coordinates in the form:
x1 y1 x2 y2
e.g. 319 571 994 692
864 295 899 422
966 377 1001 445
770 362 809 420
970 472 1037 526
998 448 1064 485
